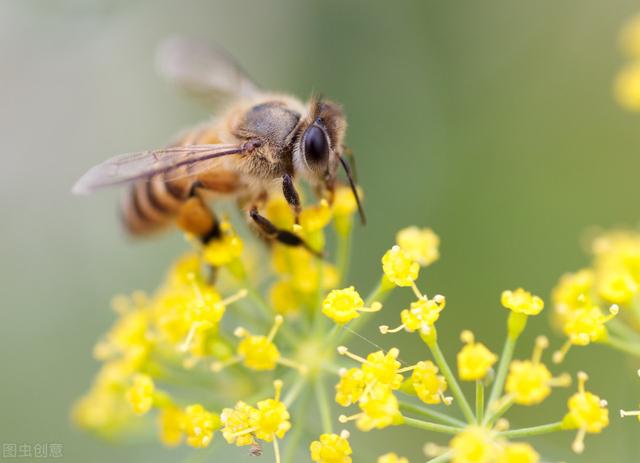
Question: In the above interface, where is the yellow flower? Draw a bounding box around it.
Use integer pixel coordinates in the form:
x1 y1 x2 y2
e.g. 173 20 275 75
322 287 381 324
411 361 449 405
202 225 243 267
615 62 640 111
378 452 409 463
361 349 403 390
562 372 609 454
396 226 439 266
457 331 497 381
505 337 569 405
236 316 283 371
382 245 420 287
597 271 638 305
265 196 295 229
220 401 257 447
450 427 498 463
250 380 291 442
501 289 544 316
158 406 184 447
300 199 332 233
552 268 594 314
335 368 366 407
554 305 618 363
354 384 403 431
310 431 352 463
183 404 221 448
125 374 154 415
498 443 539 463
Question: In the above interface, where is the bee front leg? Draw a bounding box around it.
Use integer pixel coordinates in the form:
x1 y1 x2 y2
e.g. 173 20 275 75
249 207 322 257
282 174 301 224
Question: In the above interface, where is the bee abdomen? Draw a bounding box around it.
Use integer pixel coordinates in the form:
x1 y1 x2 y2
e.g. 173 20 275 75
120 174 190 235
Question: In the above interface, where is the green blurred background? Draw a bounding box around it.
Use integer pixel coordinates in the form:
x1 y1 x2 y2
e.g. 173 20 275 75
2 0 640 461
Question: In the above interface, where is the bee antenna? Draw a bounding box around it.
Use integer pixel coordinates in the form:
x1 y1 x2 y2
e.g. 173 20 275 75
338 154 366 225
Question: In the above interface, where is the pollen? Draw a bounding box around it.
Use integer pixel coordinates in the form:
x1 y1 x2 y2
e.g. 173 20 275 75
382 245 420 287
310 430 353 463
322 287 381 324
562 372 609 454
182 404 221 448
396 226 440 267
501 289 544 316
457 331 498 381
125 373 155 415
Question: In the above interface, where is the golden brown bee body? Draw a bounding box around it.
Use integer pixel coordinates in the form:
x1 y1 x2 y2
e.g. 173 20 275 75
73 37 364 252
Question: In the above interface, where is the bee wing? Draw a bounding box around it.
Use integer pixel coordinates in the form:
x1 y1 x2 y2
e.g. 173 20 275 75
156 36 261 102
72 144 247 194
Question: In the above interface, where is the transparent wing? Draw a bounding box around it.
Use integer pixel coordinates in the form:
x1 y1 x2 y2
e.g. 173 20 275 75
72 144 246 194
156 36 261 102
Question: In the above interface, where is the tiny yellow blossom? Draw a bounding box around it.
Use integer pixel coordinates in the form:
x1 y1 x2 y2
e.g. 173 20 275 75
382 245 420 287
378 452 409 463
597 271 638 305
562 372 609 454
457 331 498 381
352 384 403 431
220 401 257 447
183 404 221 448
335 368 366 407
250 380 291 442
396 226 439 266
158 406 184 447
203 228 243 267
322 287 381 324
411 360 449 405
552 269 594 313
505 337 569 405
615 62 640 111
554 305 618 363
501 289 544 316
310 431 353 463
265 196 296 229
125 374 155 415
498 443 539 463
450 427 498 463
361 349 404 390
300 199 332 233
235 316 283 371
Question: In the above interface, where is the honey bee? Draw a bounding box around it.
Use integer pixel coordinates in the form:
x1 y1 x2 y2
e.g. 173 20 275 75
73 37 365 254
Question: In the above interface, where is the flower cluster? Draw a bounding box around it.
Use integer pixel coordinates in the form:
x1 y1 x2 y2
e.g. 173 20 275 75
75 186 615 462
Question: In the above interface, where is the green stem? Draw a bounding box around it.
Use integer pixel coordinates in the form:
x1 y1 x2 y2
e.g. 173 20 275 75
315 377 333 434
483 396 513 427
608 318 640 343
486 336 516 415
427 338 476 423
402 417 463 435
283 374 308 408
605 335 640 357
426 452 452 463
399 401 466 427
498 422 563 439
475 380 484 423
283 388 310 463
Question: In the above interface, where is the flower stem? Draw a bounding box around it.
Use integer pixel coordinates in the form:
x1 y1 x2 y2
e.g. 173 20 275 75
483 396 513 427
403 417 463 435
485 335 516 415
283 374 308 408
315 377 333 434
498 421 564 438
399 400 466 427
475 380 484 423
605 335 640 357
425 337 476 424
608 318 640 343
283 388 310 463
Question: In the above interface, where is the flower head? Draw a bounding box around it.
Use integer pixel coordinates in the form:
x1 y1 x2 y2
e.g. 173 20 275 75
501 289 544 316
395 226 439 266
220 401 257 447
562 372 609 453
251 380 291 442
322 287 381 325
410 360 449 405
310 430 352 463
449 427 498 463
125 373 154 415
183 404 221 448
335 368 366 407
381 295 445 335
457 331 497 381
382 245 420 287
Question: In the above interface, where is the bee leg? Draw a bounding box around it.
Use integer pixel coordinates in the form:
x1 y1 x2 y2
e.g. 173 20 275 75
249 207 323 257
282 174 301 224
176 184 221 244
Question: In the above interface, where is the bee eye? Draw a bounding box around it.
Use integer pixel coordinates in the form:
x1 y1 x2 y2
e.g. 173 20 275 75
303 125 329 165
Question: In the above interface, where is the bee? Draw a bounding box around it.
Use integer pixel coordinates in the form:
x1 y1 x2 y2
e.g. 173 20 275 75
73 37 365 254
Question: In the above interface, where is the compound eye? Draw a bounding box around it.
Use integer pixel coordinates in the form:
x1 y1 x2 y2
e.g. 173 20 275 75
303 125 329 165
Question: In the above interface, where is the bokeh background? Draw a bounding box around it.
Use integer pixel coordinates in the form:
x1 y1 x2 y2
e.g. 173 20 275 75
2 1 640 461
